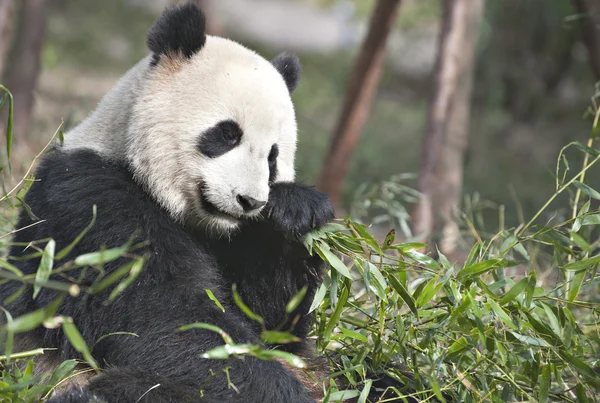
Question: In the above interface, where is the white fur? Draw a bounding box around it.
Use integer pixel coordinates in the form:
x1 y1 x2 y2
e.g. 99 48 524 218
62 36 298 233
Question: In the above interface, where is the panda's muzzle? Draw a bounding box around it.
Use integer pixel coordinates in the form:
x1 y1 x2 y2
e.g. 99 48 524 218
236 194 266 212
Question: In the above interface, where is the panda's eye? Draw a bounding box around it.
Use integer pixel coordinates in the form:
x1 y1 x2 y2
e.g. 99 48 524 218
197 120 243 158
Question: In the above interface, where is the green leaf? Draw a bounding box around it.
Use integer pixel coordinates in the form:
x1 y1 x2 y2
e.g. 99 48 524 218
232 284 264 325
285 286 308 314
382 229 395 249
107 258 145 303
572 141 600 157
464 242 481 267
509 332 551 347
573 180 600 200
401 248 440 269
560 254 600 272
489 299 517 330
309 276 329 313
327 390 361 401
315 242 354 280
74 240 132 267
91 332 138 353
178 322 233 345
205 289 225 312
260 330 300 344
255 349 306 368
447 336 469 355
567 270 586 302
388 275 418 318
89 258 138 295
357 379 372 403
49 359 78 386
541 303 561 337
0 259 23 277
55 205 97 260
6 297 63 333
349 222 383 256
0 308 13 361
538 365 550 403
458 258 505 280
573 214 600 232
0 85 14 158
415 275 446 308
323 284 349 343
524 271 536 308
62 317 99 370
365 262 387 300
201 344 253 359
338 327 367 343
575 382 590 403
558 350 597 379
499 277 528 305
33 240 55 299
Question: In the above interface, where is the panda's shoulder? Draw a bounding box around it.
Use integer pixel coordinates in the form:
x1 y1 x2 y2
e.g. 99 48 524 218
33 148 144 208
22 148 169 245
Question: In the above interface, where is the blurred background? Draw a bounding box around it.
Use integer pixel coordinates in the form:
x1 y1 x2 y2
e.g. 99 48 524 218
1 0 599 258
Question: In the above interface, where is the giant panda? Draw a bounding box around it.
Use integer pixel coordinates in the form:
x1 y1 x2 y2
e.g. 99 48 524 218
3 3 335 402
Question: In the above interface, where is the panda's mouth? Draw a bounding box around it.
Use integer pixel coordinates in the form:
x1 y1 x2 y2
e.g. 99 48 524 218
198 185 239 223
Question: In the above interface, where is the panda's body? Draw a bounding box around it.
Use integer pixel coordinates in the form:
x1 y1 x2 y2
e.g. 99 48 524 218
4 4 334 402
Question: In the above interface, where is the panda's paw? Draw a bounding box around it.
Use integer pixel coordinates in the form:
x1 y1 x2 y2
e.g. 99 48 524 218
266 182 334 238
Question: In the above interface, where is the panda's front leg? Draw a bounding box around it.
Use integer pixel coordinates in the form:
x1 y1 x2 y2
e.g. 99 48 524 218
261 181 335 339
213 182 334 341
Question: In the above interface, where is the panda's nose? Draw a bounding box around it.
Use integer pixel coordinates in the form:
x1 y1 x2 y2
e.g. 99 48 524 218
236 194 267 212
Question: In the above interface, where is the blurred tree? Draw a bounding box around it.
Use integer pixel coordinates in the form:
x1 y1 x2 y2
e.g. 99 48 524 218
0 0 14 80
477 1 577 122
4 0 48 146
573 0 600 80
318 0 402 211
412 0 483 254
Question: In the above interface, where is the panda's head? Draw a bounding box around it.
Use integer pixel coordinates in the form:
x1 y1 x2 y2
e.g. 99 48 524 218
126 3 301 233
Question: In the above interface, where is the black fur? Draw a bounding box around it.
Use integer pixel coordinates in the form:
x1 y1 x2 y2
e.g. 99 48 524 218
47 387 106 403
147 2 206 66
4 149 334 402
271 52 301 93
268 143 278 183
266 182 334 239
197 120 243 158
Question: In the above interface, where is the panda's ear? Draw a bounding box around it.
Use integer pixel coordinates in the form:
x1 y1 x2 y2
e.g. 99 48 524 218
147 2 207 65
272 52 301 93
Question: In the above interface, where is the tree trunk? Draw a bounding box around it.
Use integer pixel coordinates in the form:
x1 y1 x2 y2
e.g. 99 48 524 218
3 0 48 146
0 0 15 80
317 0 402 210
573 0 600 79
411 0 483 255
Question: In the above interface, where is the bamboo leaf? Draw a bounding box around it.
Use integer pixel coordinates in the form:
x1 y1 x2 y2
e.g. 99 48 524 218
315 242 354 280
205 289 225 313
62 317 99 370
285 286 308 314
389 275 418 318
573 180 600 200
33 240 55 299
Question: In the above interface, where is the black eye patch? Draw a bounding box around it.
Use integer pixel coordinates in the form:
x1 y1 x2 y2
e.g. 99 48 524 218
268 144 279 183
197 120 243 158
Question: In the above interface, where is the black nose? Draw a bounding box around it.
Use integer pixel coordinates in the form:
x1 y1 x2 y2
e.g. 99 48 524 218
236 194 267 212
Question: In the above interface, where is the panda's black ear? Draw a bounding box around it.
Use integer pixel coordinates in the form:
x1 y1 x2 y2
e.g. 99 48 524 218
272 52 301 93
147 2 207 65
